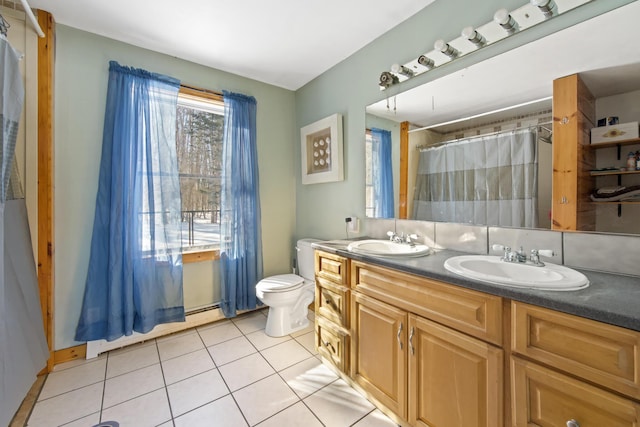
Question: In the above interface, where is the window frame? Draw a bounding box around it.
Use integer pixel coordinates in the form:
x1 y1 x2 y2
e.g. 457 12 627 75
177 85 225 263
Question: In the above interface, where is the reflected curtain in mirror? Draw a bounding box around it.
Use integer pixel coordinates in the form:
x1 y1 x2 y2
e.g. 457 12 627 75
370 128 395 218
413 129 538 227
76 61 185 342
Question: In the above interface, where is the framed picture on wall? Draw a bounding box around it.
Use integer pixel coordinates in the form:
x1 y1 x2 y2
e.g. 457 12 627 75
300 113 343 185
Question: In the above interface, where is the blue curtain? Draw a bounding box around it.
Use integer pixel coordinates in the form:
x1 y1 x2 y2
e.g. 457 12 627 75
220 91 263 318
371 128 395 218
75 61 185 342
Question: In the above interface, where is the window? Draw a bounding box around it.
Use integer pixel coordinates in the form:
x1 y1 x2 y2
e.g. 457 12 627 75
365 130 374 217
176 87 224 252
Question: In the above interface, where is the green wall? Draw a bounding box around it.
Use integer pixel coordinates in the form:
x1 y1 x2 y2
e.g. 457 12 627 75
294 0 634 240
54 26 296 350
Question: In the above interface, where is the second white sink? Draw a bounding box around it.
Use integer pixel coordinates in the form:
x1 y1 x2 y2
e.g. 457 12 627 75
347 239 431 257
444 255 589 291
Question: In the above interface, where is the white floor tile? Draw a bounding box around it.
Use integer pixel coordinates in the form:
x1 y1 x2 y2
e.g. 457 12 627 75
52 353 107 372
233 374 299 426
156 422 174 427
167 369 229 417
174 395 247 427
102 363 165 408
260 339 313 371
304 379 375 427
294 330 318 355
106 342 159 378
207 335 256 366
245 328 291 351
39 358 107 400
255 401 323 427
101 388 172 427
279 357 338 399
157 330 205 361
60 412 101 427
162 348 215 385
352 409 398 426
198 321 242 347
232 312 267 334
218 353 275 391
28 382 103 427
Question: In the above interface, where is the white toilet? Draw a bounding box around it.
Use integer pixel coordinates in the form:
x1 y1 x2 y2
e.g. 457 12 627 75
256 238 319 337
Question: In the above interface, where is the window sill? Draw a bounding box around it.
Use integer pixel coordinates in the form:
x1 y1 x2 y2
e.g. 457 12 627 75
183 249 220 264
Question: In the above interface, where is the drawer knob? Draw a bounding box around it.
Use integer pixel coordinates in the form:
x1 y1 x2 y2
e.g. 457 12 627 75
566 419 580 427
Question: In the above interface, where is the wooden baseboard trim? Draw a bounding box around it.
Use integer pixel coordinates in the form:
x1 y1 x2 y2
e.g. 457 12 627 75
53 344 87 365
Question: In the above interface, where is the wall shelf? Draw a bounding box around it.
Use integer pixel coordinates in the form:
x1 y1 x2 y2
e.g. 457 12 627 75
591 201 640 205
587 137 640 150
590 170 640 177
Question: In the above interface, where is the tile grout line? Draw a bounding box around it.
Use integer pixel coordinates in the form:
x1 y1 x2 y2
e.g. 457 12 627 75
154 338 176 427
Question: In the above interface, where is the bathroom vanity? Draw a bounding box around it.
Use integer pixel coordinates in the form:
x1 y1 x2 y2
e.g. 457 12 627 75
313 245 640 427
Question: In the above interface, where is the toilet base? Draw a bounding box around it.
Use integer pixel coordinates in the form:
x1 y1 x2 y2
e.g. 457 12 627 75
264 307 310 337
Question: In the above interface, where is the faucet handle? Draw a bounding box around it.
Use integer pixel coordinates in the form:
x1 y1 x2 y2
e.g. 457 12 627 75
491 244 510 252
387 231 396 240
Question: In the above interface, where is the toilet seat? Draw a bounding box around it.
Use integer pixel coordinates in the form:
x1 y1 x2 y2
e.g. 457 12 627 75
257 274 305 293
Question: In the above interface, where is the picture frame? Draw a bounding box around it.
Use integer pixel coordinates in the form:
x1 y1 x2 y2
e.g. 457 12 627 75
300 113 343 184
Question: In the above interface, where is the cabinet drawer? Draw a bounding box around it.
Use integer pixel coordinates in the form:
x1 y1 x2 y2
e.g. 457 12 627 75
315 277 349 328
512 357 640 427
316 317 349 374
315 251 348 286
352 261 503 345
512 302 640 399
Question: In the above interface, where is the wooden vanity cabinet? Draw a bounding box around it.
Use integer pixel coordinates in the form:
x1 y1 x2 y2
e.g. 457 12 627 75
350 260 504 427
314 251 350 374
511 302 640 426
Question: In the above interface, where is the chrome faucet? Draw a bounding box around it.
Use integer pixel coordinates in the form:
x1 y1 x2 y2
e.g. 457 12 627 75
387 231 419 245
493 244 555 266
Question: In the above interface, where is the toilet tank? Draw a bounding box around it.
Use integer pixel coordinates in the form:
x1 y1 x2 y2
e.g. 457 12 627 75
296 238 320 280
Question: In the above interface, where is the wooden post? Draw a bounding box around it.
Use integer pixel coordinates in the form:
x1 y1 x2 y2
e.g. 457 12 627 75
37 9 55 372
399 121 409 219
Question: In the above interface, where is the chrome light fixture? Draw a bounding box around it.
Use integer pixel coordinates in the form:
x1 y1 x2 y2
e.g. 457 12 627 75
417 55 435 69
379 71 399 89
494 8 518 34
461 26 486 48
391 63 414 78
531 0 556 18
434 39 459 59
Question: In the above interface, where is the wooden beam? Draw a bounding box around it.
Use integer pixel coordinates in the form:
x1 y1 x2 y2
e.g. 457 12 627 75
37 9 55 372
183 249 220 264
54 344 87 365
399 121 409 219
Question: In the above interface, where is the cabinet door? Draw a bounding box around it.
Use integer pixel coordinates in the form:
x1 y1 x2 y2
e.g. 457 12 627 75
408 314 503 427
512 357 640 427
352 292 407 419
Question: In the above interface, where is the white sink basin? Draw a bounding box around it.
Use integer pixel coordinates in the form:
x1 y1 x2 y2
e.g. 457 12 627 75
444 255 589 291
347 239 431 257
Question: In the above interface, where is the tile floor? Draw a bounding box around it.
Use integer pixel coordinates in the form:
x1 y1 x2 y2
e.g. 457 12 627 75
27 310 397 427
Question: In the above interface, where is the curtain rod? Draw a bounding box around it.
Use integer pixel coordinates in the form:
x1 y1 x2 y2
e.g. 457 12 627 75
416 122 552 151
12 0 44 37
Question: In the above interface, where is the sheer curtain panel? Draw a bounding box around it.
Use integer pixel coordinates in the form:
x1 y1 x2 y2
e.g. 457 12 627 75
220 91 263 318
371 128 395 218
75 62 185 342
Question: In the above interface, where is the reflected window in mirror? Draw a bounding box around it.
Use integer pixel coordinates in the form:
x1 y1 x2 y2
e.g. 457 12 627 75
366 128 395 218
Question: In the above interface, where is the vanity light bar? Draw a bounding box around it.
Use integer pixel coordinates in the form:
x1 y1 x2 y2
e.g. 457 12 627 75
380 0 592 90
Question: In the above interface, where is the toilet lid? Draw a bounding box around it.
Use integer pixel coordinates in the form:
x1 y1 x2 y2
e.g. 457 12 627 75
257 274 305 292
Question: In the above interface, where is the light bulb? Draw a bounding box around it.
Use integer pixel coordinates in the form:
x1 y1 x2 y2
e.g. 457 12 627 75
434 39 458 58
530 0 556 18
493 8 518 34
461 26 485 47
390 63 414 77
390 63 402 73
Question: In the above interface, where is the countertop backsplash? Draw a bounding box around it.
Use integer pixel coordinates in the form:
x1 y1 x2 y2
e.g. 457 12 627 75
362 218 640 278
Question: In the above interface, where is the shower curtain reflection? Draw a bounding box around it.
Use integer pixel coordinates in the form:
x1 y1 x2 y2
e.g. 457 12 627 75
413 128 539 228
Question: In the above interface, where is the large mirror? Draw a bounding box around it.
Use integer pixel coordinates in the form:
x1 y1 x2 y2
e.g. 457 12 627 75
365 1 640 235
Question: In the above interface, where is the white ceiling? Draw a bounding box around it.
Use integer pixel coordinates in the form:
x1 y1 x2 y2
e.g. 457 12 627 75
367 1 640 133
25 0 436 90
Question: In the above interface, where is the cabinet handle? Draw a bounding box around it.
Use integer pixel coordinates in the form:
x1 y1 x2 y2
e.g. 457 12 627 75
397 322 403 350
566 419 580 427
409 327 415 355
322 340 336 353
